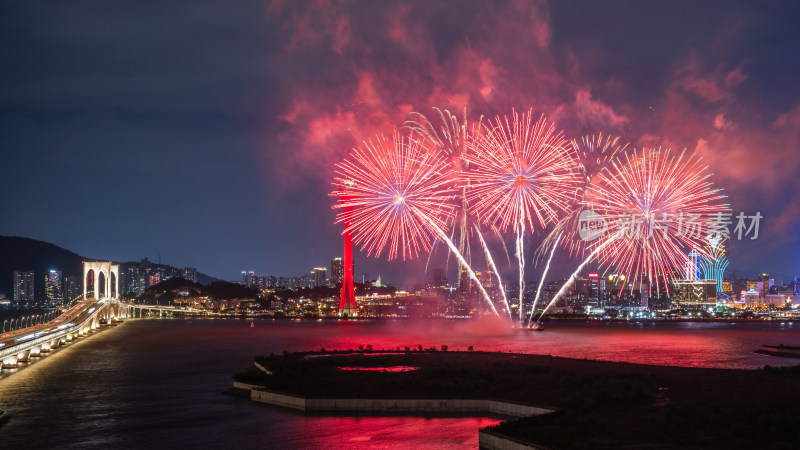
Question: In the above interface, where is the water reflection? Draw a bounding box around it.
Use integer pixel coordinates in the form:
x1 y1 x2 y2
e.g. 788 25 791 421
0 319 798 449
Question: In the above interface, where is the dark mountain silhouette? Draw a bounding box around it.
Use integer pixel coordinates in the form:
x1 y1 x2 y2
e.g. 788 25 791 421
0 236 91 299
0 235 221 300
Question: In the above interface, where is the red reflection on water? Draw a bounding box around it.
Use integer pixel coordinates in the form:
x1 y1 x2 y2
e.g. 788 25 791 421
337 366 419 372
285 416 501 449
241 319 800 369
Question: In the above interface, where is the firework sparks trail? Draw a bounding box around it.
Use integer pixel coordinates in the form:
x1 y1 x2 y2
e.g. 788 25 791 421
475 225 512 318
538 134 629 259
584 148 730 294
406 108 481 291
528 232 561 324
529 135 626 324
466 110 580 322
413 208 500 317
332 131 500 317
331 133 456 261
537 230 623 321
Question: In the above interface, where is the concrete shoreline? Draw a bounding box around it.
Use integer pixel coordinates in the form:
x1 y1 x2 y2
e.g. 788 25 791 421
755 345 800 358
233 382 554 449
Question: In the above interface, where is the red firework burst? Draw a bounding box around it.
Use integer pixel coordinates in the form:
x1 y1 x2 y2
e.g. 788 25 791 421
331 133 457 260
540 134 630 258
584 148 730 292
464 110 581 233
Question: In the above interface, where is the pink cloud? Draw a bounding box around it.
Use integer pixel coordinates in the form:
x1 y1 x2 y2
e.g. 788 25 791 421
679 60 747 103
713 113 734 130
574 88 630 128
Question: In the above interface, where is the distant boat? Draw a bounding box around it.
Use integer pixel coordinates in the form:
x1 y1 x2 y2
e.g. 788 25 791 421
528 322 545 331
250 321 254 328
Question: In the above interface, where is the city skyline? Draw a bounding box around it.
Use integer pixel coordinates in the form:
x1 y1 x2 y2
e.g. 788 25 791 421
2 1 799 287
2 3 800 448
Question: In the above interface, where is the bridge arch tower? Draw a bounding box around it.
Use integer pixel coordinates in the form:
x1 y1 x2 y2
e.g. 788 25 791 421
83 261 120 300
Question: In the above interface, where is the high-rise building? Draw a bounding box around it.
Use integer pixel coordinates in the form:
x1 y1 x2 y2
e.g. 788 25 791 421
64 275 81 304
587 273 604 307
312 267 327 287
242 271 256 288
431 268 447 287
45 270 63 305
13 270 35 304
148 273 161 287
181 267 197 283
684 248 701 281
330 257 344 286
699 238 729 293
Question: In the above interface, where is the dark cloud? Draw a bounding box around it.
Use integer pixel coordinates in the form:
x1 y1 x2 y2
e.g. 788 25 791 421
1 0 798 284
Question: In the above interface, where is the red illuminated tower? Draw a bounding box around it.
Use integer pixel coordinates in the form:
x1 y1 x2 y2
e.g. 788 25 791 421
338 185 358 317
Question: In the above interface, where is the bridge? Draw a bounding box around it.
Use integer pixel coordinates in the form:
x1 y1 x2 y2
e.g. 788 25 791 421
0 261 204 371
0 297 127 370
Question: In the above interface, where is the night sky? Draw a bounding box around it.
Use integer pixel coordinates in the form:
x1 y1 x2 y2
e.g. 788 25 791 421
1 1 799 286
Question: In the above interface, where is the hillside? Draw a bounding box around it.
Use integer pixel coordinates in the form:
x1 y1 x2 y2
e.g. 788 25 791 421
0 236 90 298
0 235 220 300
138 277 259 303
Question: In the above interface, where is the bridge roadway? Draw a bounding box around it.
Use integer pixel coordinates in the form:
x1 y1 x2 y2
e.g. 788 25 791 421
0 299 204 370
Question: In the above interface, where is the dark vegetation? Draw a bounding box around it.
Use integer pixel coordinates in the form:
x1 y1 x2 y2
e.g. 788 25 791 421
236 350 800 449
138 277 259 304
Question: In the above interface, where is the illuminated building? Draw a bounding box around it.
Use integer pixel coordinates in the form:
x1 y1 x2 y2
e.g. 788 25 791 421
45 270 63 305
699 238 729 293
587 273 604 307
148 273 161 287
684 248 701 281
311 267 327 287
572 274 605 311
181 267 197 283
472 271 495 290
330 257 343 286
241 271 256 287
64 275 81 304
458 268 470 292
14 270 35 304
672 279 717 310
758 274 774 295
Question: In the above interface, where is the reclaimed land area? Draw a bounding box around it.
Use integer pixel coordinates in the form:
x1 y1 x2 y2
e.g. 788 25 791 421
235 350 800 449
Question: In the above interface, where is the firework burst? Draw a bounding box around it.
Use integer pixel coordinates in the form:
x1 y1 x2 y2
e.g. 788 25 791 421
529 134 628 322
465 110 580 232
466 110 581 322
406 108 482 286
538 133 630 259
585 148 730 292
331 133 457 261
